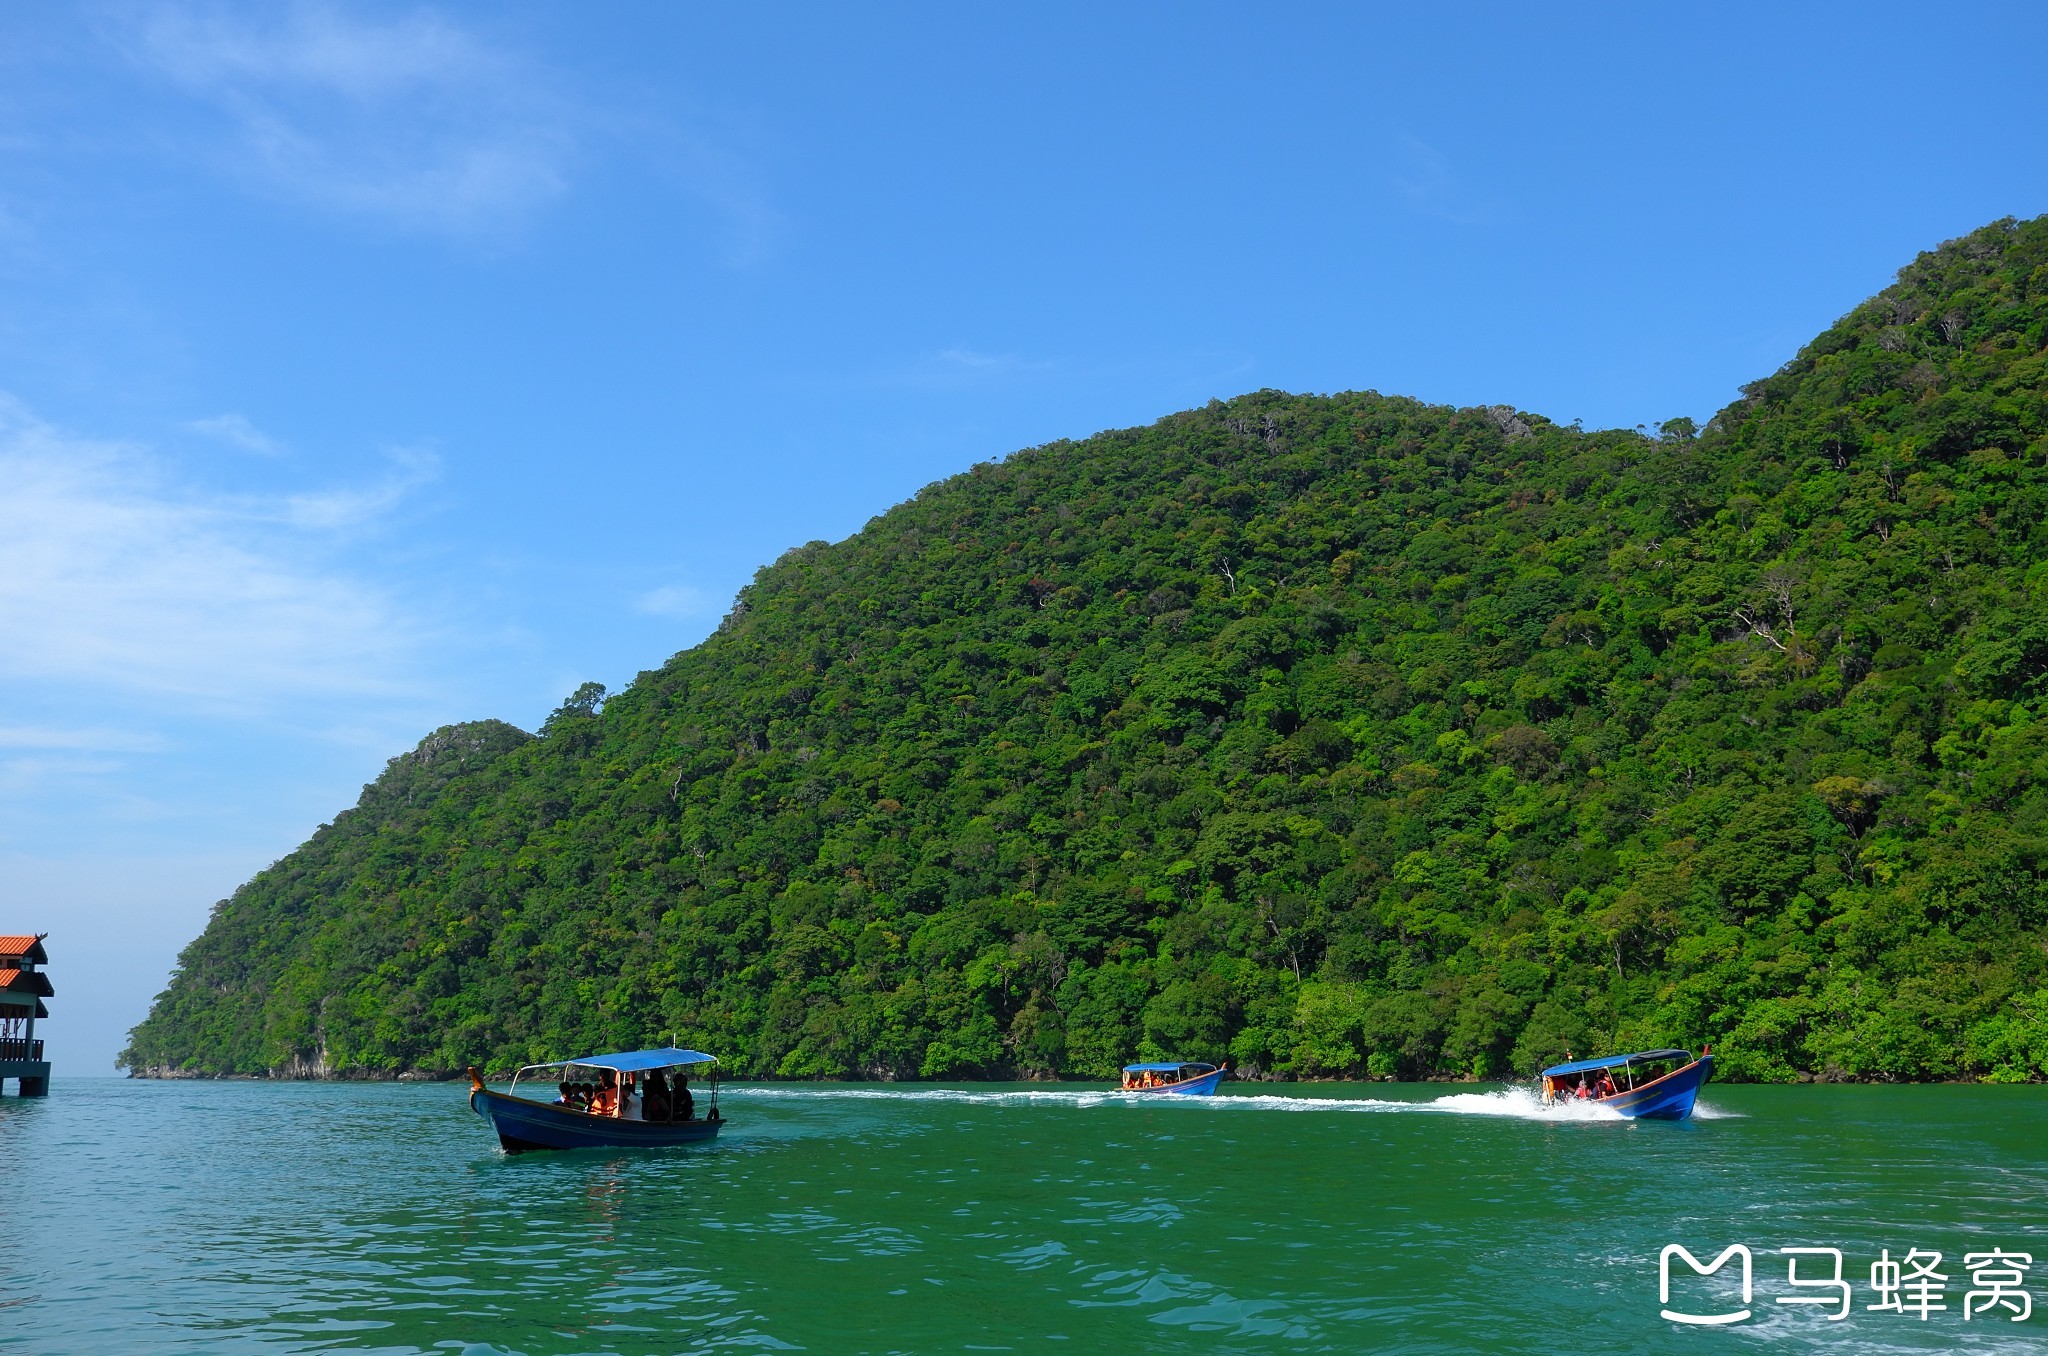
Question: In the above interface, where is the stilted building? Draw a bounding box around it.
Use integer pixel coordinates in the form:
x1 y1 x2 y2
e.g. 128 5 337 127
0 934 51 1097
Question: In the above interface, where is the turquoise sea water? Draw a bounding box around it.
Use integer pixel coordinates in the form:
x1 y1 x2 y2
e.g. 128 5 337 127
5 1078 2048 1353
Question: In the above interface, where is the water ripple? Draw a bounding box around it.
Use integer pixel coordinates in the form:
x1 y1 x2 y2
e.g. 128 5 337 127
3 1079 2042 1353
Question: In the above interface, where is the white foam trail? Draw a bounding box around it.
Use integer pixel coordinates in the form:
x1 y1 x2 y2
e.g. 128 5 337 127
1423 1087 1626 1121
729 1086 1180 1109
721 1084 1666 1122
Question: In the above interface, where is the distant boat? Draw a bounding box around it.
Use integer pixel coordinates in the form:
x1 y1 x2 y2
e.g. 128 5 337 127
467 1047 723 1151
1539 1048 1713 1120
1119 1061 1226 1096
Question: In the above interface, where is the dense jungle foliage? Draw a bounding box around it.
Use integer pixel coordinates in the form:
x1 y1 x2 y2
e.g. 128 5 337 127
125 217 2048 1083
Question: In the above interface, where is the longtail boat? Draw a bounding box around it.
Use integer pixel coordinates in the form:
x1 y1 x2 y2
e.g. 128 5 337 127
1539 1047 1713 1120
467 1046 723 1151
1119 1061 1226 1096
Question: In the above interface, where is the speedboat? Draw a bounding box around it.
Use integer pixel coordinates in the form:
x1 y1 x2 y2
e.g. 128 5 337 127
467 1046 724 1151
1539 1047 1713 1120
1119 1061 1226 1095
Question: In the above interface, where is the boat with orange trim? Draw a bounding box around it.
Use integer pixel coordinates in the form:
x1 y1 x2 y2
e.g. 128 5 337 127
1539 1047 1713 1120
1119 1061 1226 1095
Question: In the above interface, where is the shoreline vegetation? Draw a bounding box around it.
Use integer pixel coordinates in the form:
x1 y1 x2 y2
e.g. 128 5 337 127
124 218 2048 1086
118 1066 1909 1085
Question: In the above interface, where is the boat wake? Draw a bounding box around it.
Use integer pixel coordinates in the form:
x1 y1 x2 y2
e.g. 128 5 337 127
1418 1088 1626 1121
724 1084 1732 1121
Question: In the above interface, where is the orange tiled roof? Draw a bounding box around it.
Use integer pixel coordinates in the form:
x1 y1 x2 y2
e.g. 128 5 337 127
0 935 47 964
0 968 54 997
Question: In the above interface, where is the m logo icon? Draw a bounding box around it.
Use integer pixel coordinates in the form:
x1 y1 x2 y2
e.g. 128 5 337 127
1661 1244 1753 1325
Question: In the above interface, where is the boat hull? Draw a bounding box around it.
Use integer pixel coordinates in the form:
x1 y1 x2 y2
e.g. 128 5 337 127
1127 1068 1225 1096
471 1087 723 1151
1599 1055 1713 1120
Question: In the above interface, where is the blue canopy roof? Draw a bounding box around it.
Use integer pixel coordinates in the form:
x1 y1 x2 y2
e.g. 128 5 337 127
547 1047 718 1073
1541 1048 1690 1078
1123 1061 1216 1072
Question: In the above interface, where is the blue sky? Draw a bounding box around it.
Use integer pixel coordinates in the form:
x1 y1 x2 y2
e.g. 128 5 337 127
3 3 2043 1072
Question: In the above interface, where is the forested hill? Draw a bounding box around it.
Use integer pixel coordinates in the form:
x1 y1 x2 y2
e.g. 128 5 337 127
125 217 2048 1083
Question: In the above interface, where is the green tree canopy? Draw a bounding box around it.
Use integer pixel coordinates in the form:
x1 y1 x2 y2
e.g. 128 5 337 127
124 216 2048 1084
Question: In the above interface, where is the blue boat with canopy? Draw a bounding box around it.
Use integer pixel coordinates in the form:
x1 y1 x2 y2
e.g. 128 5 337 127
467 1046 723 1151
1119 1061 1226 1096
1539 1047 1712 1120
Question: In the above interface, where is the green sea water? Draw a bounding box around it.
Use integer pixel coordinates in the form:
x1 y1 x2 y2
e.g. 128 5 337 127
5 1078 2048 1353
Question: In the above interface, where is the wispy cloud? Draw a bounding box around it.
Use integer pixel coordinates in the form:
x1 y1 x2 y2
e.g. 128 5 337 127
102 1 572 235
0 727 164 803
0 753 130 800
885 346 1057 391
634 583 721 621
0 725 166 752
931 347 1020 373
278 443 437 530
0 394 423 707
182 418 438 526
624 112 785 268
1391 136 1494 226
187 411 283 455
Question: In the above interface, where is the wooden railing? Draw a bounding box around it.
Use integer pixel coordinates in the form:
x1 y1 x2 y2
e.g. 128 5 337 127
0 1038 44 1062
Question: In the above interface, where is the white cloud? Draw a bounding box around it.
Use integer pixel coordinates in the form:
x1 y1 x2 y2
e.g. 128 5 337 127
635 583 720 620
0 394 422 707
0 753 132 800
124 2 498 99
0 725 166 752
1391 136 1494 226
186 412 283 455
887 346 1056 390
103 1 572 235
278 443 437 529
81 3 780 257
932 347 1015 372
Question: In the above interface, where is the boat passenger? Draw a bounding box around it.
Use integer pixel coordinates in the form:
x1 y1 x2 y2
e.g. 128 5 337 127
643 1070 672 1122
1597 1071 1617 1098
676 1078 696 1122
591 1075 620 1117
